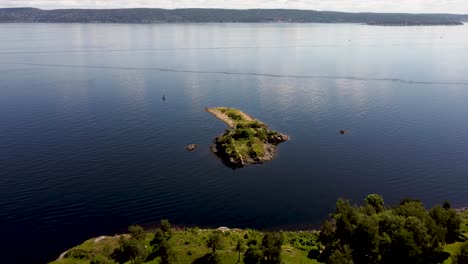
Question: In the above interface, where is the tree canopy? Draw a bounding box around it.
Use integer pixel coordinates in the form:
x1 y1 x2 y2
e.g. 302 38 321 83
315 194 462 264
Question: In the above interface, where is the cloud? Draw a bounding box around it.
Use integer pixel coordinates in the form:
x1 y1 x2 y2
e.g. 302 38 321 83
2 0 468 14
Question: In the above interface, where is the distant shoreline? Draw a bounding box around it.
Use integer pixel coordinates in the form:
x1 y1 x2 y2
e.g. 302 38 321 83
1 8 466 25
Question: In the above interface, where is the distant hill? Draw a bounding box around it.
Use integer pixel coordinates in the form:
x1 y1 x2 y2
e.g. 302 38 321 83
0 8 466 25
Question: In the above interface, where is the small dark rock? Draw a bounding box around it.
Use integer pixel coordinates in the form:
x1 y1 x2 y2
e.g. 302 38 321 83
185 144 198 151
339 130 350 135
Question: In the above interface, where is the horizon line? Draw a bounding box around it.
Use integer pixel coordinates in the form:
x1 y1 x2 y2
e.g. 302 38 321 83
1 7 467 16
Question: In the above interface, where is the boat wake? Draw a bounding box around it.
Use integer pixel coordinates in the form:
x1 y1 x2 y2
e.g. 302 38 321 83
2 62 468 86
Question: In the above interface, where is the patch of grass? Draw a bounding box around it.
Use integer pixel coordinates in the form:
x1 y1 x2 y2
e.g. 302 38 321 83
444 212 468 263
49 259 89 264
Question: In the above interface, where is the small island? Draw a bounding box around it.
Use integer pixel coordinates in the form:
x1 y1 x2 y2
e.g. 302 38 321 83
206 107 289 168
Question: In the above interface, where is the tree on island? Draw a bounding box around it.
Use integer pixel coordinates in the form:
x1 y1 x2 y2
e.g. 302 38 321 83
128 225 146 241
235 238 247 263
261 232 284 264
160 219 173 239
150 219 176 264
207 231 224 253
113 225 149 264
158 238 176 264
243 243 262 264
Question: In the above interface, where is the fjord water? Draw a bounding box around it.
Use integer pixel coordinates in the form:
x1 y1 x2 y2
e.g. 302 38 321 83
1 23 468 263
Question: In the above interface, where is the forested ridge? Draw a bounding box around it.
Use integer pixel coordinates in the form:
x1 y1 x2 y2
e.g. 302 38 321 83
1 8 467 25
51 194 468 264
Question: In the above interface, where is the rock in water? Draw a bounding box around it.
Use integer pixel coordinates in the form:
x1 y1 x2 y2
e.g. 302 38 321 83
185 144 198 151
339 130 350 135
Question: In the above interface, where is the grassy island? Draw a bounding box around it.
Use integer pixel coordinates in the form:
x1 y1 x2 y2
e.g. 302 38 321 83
206 107 289 168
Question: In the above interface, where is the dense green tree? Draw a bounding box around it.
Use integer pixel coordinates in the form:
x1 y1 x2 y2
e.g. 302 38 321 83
207 231 224 253
114 226 149 264
443 201 452 210
453 242 468 264
243 245 262 264
150 229 164 249
149 220 176 264
126 239 148 264
334 199 360 245
329 245 354 264
236 238 247 263
316 196 458 264
158 238 176 264
128 225 146 241
365 194 385 213
395 200 427 219
349 214 380 263
430 205 462 242
318 220 335 248
261 232 284 264
160 219 173 239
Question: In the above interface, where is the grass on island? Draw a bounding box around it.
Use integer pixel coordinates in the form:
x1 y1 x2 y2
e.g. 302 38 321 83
209 107 286 165
50 228 321 264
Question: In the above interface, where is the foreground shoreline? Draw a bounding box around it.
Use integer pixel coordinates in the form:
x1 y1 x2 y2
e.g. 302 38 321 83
49 197 468 264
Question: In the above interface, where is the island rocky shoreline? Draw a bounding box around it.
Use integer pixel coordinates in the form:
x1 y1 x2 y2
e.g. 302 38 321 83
206 107 289 168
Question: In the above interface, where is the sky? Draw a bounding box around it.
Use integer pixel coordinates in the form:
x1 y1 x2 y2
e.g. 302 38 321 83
2 0 468 14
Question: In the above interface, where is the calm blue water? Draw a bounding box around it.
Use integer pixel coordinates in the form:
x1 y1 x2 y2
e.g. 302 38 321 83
1 23 468 263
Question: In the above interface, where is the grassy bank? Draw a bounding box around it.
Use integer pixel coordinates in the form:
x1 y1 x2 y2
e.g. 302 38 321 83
50 212 468 264
50 196 468 264
50 228 320 264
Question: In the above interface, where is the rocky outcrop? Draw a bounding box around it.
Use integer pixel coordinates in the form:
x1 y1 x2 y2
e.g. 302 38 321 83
185 144 198 151
207 107 289 168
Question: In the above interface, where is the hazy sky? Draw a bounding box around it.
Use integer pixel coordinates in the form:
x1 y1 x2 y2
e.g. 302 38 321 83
2 0 468 14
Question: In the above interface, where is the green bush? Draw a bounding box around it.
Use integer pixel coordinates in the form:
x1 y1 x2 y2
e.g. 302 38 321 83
227 112 243 121
233 129 252 140
307 246 320 259
65 249 89 259
188 227 200 235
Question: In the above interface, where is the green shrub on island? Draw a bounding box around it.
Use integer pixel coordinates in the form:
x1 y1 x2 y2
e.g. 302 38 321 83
65 249 89 260
207 231 225 253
